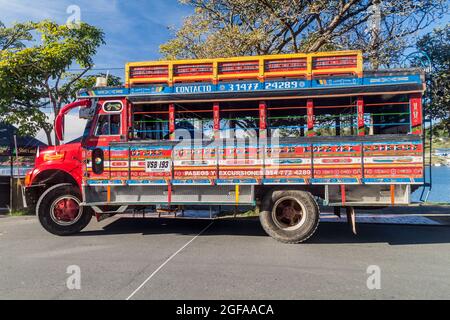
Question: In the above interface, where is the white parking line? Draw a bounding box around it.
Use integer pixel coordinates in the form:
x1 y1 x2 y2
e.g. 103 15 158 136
126 221 214 300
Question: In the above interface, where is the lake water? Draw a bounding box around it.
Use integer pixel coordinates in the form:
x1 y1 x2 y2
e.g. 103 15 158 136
411 166 450 204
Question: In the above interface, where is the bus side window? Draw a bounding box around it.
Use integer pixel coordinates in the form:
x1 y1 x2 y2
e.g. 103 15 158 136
95 114 121 136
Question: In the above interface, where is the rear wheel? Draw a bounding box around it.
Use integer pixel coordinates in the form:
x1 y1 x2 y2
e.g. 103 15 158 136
259 190 319 243
37 184 92 236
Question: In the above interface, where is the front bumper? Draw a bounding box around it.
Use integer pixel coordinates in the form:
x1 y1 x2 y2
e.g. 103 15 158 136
22 186 28 208
22 185 43 211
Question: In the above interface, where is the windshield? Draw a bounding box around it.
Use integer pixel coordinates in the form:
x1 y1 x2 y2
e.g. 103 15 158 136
81 118 93 141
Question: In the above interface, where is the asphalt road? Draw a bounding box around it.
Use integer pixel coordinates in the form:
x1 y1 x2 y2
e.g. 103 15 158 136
1 213 450 300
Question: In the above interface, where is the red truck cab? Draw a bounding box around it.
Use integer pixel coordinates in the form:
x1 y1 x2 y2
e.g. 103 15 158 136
24 98 128 234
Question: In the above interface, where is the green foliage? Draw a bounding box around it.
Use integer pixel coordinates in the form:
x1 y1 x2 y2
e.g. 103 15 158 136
161 0 448 68
0 20 106 145
9 209 29 217
416 25 450 134
0 21 34 51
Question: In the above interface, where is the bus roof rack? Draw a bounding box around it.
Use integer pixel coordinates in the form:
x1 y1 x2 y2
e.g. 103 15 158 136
125 50 363 87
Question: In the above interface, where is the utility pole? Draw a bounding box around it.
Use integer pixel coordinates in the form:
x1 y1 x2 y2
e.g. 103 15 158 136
9 136 13 214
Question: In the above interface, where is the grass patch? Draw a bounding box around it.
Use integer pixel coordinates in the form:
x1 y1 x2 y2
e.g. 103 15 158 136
217 207 259 218
9 209 29 216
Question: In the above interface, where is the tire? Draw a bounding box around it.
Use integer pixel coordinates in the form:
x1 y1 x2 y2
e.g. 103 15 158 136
259 190 320 243
37 184 93 236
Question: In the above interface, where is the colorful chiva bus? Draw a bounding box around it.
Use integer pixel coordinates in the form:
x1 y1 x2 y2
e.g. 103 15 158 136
24 51 427 243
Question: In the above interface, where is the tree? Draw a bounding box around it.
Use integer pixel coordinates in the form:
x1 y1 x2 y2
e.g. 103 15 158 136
0 20 106 145
0 21 34 51
160 0 447 68
416 25 450 134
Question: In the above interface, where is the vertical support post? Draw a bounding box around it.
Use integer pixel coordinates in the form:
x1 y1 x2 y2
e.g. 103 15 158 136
340 184 346 205
213 102 220 140
390 184 395 205
127 100 133 141
306 54 313 80
350 116 354 135
307 99 315 137
9 141 13 214
168 62 174 86
336 115 341 136
234 184 240 218
300 117 305 137
409 93 423 135
357 96 365 136
168 183 172 205
212 61 218 85
356 52 364 78
369 114 374 135
169 104 175 141
258 57 265 82
259 101 267 139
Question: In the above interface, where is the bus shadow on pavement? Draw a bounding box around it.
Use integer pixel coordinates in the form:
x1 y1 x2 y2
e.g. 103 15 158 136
76 216 450 246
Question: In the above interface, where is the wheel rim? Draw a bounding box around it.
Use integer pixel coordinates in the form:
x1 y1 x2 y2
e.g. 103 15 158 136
272 197 307 231
50 196 83 226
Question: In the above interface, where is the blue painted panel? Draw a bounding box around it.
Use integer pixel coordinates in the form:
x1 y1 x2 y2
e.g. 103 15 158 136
263 178 307 184
363 74 422 85
311 178 359 184
172 179 214 185
216 179 258 185
127 179 167 185
77 73 422 99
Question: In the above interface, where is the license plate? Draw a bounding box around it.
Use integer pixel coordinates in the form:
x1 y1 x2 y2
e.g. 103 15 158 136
145 159 171 172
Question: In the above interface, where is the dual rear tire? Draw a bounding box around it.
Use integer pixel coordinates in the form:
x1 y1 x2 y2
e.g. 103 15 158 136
259 190 320 243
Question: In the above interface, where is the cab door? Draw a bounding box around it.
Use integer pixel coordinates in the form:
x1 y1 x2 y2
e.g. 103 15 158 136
83 99 128 184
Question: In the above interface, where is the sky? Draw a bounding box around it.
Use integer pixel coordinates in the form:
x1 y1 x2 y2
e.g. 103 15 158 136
0 0 193 76
0 0 194 143
1 1 448 143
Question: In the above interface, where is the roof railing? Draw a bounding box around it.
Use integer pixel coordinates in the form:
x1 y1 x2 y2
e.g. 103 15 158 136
125 50 363 87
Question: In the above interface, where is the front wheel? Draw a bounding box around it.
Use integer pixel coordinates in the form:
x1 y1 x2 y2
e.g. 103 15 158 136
37 184 93 236
259 190 320 243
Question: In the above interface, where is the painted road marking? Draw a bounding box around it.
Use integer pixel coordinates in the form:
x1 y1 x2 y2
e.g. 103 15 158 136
126 221 214 300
